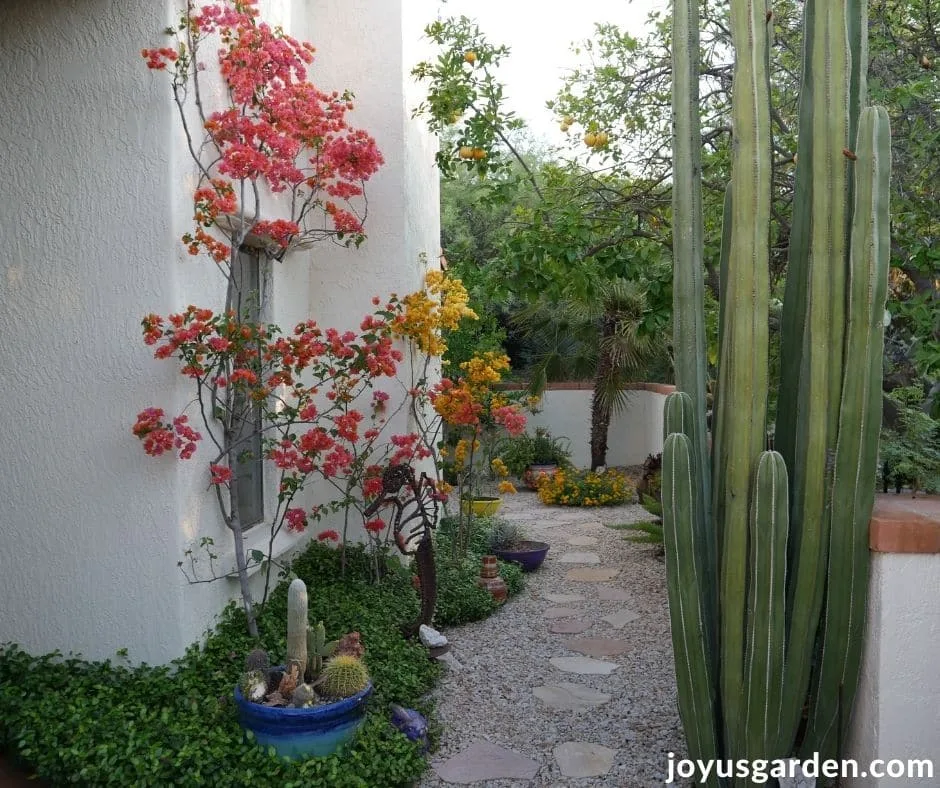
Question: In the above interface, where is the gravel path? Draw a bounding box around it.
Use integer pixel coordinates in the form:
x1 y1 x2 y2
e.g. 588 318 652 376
420 490 691 787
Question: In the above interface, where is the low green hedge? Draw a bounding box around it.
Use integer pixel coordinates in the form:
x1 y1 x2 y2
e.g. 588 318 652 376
0 537 517 787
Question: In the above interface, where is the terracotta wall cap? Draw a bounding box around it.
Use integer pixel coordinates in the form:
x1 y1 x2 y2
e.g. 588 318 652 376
870 494 940 554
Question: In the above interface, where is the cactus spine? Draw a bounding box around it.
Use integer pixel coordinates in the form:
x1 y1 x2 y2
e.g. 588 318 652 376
319 655 370 700
665 0 890 778
286 578 308 677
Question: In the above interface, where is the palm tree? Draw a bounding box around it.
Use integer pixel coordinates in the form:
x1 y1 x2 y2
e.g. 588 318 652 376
511 278 664 470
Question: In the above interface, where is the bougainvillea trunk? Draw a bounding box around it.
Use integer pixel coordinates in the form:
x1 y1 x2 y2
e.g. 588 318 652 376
663 0 891 781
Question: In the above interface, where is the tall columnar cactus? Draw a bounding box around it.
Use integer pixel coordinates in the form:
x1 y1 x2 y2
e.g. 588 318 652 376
286 578 308 676
665 0 891 780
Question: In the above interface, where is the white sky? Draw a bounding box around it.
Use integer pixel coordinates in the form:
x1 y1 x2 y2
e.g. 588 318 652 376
435 0 670 145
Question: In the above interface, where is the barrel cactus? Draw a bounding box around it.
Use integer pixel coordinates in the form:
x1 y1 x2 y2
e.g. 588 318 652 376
664 0 890 781
318 654 370 700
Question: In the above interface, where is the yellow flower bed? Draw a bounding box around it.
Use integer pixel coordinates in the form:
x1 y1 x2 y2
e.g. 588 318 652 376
537 468 635 507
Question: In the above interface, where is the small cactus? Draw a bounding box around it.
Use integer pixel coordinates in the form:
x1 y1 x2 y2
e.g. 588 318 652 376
239 669 267 703
335 631 365 659
306 620 338 682
245 647 269 672
286 578 308 682
291 683 316 708
277 661 301 699
319 655 369 699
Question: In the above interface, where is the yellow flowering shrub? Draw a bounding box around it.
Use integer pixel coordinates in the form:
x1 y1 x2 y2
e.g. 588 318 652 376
392 269 476 355
537 468 635 507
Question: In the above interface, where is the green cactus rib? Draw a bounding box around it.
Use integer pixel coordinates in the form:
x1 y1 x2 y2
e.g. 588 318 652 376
744 451 789 760
803 105 891 760
670 0 715 644
663 391 695 442
780 0 859 748
713 0 772 757
715 183 733 369
662 432 720 784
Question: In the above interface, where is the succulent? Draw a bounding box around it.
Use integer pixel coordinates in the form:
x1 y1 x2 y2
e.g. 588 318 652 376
244 647 269 672
665 0 890 776
306 620 338 682
286 578 308 681
277 661 301 699
334 632 364 659
290 683 316 708
318 655 369 699
487 519 526 552
239 669 268 703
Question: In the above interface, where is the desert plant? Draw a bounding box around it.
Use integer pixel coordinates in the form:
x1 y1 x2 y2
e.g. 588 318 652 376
663 0 891 779
319 655 371 700
486 519 528 552
306 620 339 682
286 578 308 677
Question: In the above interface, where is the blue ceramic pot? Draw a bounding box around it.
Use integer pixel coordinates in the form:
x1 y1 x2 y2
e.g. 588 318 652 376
494 540 550 572
234 678 373 759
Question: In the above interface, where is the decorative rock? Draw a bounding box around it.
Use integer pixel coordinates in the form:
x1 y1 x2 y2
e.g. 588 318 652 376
564 637 632 658
566 567 620 582
533 682 612 711
559 551 602 564
543 606 582 620
431 740 540 783
549 656 620 675
566 535 599 546
553 741 617 778
597 586 632 602
435 651 463 671
548 619 593 634
419 624 448 649
601 609 640 629
543 592 585 604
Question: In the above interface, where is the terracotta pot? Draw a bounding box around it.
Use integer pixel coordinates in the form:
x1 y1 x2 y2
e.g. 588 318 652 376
476 555 508 604
523 464 558 490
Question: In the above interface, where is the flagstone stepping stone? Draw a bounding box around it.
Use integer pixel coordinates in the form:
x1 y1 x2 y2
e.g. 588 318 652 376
533 682 612 712
566 535 599 546
559 551 601 564
566 567 620 582
548 619 593 634
543 592 585 604
553 742 618 778
432 740 540 783
601 608 640 629
564 637 632 658
596 586 631 602
549 656 620 675
543 607 582 619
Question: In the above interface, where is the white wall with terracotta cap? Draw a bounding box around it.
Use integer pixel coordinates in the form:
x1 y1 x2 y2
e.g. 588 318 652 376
0 0 438 665
845 553 940 787
524 385 672 469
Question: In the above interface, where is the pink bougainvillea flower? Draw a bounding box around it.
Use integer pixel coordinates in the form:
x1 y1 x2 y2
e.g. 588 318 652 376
284 507 308 533
317 530 340 542
209 464 233 485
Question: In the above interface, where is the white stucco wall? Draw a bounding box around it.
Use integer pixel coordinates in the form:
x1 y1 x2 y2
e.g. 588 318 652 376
524 386 671 469
0 0 438 665
845 552 940 786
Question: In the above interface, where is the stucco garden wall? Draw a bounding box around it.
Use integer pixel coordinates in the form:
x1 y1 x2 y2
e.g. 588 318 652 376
0 0 437 665
845 496 940 787
519 383 675 469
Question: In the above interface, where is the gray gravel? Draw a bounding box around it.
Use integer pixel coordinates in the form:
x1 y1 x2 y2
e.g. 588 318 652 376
419 490 691 787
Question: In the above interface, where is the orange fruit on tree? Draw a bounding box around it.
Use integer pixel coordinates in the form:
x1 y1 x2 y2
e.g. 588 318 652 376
458 146 473 159
584 132 598 147
464 51 477 64
472 147 487 160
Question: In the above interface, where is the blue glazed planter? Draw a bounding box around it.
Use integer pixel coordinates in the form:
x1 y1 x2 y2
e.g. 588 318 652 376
494 540 550 572
234 678 373 759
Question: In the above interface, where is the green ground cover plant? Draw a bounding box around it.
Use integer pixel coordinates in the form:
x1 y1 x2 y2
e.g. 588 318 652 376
0 537 514 787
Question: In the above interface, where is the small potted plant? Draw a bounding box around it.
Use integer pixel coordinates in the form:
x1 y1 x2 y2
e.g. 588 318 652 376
233 578 373 759
498 428 572 490
487 518 550 572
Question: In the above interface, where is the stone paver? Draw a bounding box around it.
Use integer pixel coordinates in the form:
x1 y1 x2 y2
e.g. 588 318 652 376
548 618 593 634
597 586 632 602
566 534 599 546
532 682 612 711
543 606 582 619
553 742 618 778
565 566 620 582
432 740 540 784
564 637 632 657
559 551 602 564
601 608 641 629
543 592 585 604
550 656 620 675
